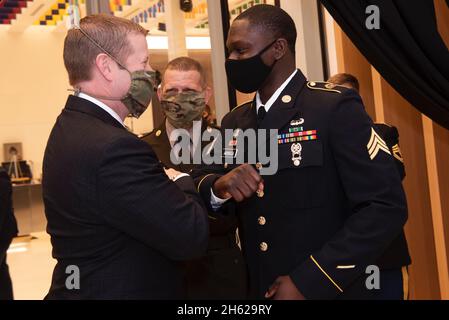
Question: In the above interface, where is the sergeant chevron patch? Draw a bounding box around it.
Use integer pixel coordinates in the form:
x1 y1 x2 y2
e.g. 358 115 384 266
367 128 391 160
392 144 404 163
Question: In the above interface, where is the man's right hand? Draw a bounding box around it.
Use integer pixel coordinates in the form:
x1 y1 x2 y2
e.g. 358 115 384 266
212 164 263 202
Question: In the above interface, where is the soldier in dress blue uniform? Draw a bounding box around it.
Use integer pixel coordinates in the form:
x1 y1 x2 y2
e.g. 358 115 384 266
194 4 409 300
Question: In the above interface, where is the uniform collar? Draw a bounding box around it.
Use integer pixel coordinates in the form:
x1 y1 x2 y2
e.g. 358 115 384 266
255 69 308 133
255 69 298 113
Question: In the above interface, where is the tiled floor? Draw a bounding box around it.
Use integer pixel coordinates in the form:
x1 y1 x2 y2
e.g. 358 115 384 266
7 231 56 300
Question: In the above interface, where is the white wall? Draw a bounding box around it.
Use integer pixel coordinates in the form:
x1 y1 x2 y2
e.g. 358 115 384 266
0 27 68 180
0 26 154 180
280 0 325 81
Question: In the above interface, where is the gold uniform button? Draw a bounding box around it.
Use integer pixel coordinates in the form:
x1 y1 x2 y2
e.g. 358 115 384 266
310 81 316 87
260 242 268 252
156 130 162 137
282 95 292 103
258 216 266 226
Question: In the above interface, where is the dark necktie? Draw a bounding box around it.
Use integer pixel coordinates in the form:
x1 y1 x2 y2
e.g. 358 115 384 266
257 105 266 126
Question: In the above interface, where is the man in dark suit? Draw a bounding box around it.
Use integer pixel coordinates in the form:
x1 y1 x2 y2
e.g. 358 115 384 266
141 57 247 299
195 5 408 300
0 167 18 300
43 14 209 300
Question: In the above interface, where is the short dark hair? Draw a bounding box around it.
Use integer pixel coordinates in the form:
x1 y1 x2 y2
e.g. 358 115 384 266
164 56 207 87
64 14 148 86
328 73 360 92
235 4 297 53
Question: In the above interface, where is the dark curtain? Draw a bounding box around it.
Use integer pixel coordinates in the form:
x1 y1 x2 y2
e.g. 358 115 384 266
321 0 449 130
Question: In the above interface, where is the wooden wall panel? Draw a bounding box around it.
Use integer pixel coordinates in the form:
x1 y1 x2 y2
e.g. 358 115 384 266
435 0 449 48
433 0 449 299
434 123 449 273
334 24 376 119
380 81 441 299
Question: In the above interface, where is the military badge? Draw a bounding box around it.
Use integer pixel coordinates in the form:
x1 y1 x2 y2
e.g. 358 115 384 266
282 95 292 103
291 143 302 167
291 119 305 126
224 147 238 159
278 130 317 145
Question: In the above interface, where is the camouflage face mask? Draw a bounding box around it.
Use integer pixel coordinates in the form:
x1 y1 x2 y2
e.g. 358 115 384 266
121 70 156 119
160 91 206 129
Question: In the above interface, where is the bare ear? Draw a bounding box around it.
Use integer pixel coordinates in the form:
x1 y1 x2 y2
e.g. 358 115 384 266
95 53 114 81
204 86 213 104
274 38 289 60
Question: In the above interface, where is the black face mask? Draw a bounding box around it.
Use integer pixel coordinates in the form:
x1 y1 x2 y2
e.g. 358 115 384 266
225 39 278 93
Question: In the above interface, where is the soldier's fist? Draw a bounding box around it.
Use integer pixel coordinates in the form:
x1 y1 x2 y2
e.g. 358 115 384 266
213 164 263 202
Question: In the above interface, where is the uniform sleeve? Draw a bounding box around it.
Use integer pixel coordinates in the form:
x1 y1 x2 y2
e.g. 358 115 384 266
290 92 408 300
97 136 209 261
193 113 234 213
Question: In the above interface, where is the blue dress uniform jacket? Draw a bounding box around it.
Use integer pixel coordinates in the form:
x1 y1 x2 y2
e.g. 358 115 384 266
43 95 209 299
195 70 408 300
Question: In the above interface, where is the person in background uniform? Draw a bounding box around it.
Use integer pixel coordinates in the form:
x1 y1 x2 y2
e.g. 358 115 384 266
328 73 411 299
194 4 409 300
141 57 247 299
0 167 18 300
43 15 209 299
327 73 408 180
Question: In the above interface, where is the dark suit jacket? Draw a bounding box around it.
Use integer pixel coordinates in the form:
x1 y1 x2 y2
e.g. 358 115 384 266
141 120 248 299
43 95 209 300
195 70 408 299
0 168 17 249
0 168 18 300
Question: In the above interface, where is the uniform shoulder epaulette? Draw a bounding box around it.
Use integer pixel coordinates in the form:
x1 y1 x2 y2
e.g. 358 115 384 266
307 81 342 94
231 100 253 113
